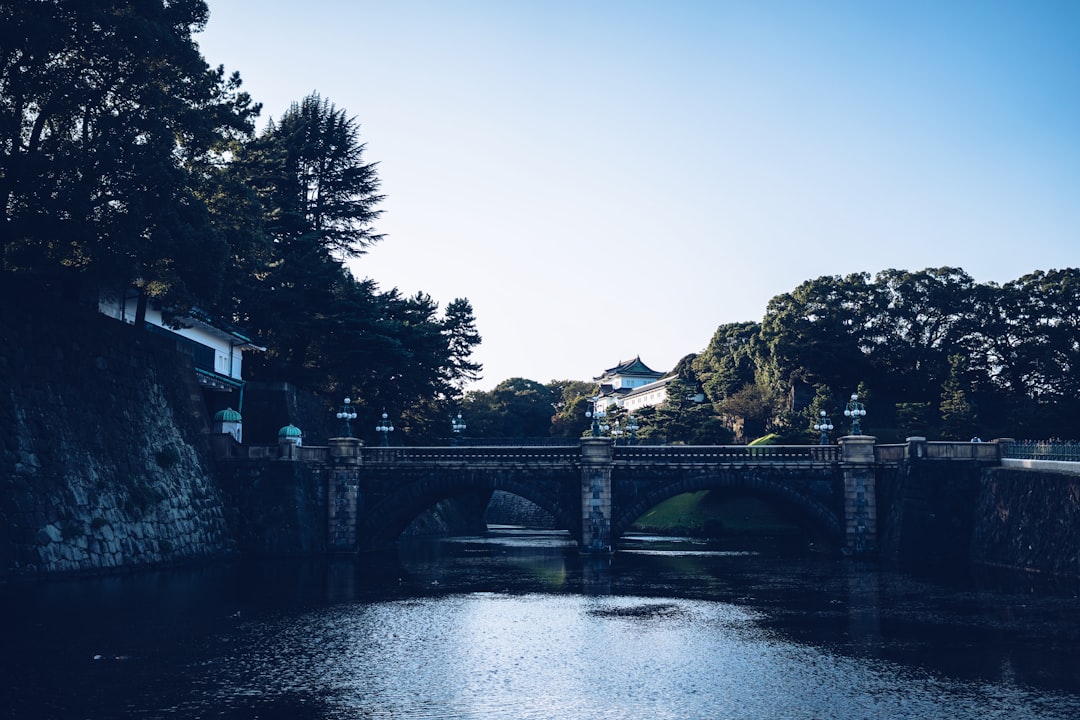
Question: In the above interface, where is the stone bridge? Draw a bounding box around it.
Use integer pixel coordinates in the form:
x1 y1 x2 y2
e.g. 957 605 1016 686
218 435 1006 555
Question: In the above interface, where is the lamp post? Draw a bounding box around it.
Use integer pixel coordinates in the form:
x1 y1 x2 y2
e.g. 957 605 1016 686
610 419 623 444
451 412 466 444
375 411 394 446
843 393 867 435
813 409 834 445
335 397 357 437
585 396 609 437
625 414 639 445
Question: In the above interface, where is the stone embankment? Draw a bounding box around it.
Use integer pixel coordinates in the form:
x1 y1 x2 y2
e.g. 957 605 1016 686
971 467 1080 577
879 459 1080 578
0 283 232 579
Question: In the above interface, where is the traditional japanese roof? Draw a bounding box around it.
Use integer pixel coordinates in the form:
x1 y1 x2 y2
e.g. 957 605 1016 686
594 356 665 382
175 306 265 350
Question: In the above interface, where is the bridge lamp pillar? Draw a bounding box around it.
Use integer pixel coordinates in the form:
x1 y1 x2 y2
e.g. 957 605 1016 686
335 397 357 438
838 435 878 556
586 395 609 437
580 437 614 553
451 412 466 445
813 410 834 445
376 411 394 447
843 393 867 436
327 435 363 552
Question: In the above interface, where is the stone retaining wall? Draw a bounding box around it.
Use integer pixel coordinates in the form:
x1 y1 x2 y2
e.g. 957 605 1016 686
971 467 1080 577
879 460 1080 577
0 284 232 579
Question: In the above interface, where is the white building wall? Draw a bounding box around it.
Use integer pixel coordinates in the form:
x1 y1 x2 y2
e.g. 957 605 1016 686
98 294 245 381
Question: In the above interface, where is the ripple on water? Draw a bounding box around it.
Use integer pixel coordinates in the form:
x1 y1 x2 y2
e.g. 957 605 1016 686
194 592 1080 720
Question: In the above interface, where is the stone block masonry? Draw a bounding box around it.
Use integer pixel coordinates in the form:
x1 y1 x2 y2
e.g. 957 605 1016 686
0 283 233 579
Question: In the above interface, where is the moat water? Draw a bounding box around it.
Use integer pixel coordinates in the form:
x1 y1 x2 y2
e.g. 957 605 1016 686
2 529 1079 719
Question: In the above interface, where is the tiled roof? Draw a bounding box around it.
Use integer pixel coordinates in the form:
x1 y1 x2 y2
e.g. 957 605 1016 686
594 355 665 381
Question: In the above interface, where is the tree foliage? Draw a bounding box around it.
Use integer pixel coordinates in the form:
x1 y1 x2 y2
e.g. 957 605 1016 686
461 378 558 439
2 6 1073 443
2 11 482 439
215 93 481 432
1 0 258 309
705 267 1080 441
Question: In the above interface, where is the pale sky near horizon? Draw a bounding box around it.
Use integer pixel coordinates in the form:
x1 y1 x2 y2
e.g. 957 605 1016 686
196 1 1079 391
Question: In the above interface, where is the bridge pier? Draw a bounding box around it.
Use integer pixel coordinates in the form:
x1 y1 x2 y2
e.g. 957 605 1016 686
580 438 614 553
838 435 877 556
327 437 362 552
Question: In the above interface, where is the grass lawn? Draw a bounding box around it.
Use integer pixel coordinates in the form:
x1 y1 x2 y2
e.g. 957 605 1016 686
631 490 806 537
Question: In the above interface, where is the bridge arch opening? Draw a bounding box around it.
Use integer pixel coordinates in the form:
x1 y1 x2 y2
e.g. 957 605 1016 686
612 471 844 551
627 489 837 550
484 490 559 530
361 472 581 549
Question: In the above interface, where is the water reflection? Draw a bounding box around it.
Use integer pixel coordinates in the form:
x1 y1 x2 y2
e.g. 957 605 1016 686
2 529 1079 719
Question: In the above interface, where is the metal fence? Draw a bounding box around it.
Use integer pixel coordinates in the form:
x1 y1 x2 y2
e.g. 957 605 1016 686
1002 440 1080 462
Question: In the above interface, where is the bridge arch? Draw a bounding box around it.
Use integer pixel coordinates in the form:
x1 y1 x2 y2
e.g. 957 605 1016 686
359 468 581 549
611 468 844 545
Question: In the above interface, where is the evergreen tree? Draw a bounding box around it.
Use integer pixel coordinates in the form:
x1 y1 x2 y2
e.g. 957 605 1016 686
0 0 258 309
939 355 977 440
441 298 483 391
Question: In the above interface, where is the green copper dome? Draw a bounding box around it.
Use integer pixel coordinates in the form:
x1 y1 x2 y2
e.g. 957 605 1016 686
278 424 303 438
214 407 242 423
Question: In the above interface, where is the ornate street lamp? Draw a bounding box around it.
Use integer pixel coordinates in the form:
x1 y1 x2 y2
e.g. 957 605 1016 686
336 397 357 437
611 419 623 444
813 409 834 445
843 393 867 435
584 396 609 437
451 412 466 444
375 411 394 446
625 414 640 445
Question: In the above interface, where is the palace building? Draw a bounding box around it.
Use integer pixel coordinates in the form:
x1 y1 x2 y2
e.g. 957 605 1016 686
592 356 699 412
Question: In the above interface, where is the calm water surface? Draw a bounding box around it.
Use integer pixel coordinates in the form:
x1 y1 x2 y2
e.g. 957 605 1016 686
2 529 1079 719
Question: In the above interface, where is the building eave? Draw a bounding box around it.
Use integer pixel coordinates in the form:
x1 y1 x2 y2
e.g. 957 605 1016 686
195 367 245 391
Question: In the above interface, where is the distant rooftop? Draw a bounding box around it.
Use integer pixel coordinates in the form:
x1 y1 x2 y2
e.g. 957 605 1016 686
594 356 665 381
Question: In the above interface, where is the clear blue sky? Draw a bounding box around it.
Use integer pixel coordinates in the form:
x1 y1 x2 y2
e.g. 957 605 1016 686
196 1 1080 390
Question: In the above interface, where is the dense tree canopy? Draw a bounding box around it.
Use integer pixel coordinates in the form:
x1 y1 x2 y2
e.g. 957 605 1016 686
691 267 1080 441
221 94 482 428
1 5 482 439
1 0 258 309
2 5 1073 444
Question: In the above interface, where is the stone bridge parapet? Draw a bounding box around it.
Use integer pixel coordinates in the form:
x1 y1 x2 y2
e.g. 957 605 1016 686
215 437 1013 555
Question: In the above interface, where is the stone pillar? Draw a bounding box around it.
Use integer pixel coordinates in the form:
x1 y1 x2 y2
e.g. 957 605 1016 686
580 437 614 553
906 436 927 459
327 437 362 552
277 424 303 459
838 435 877 556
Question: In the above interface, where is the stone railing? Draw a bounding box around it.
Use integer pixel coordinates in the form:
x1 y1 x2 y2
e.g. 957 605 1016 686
875 439 1002 464
874 444 907 463
210 436 331 463
614 444 841 464
361 445 581 466
216 438 1013 467
924 441 1001 460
